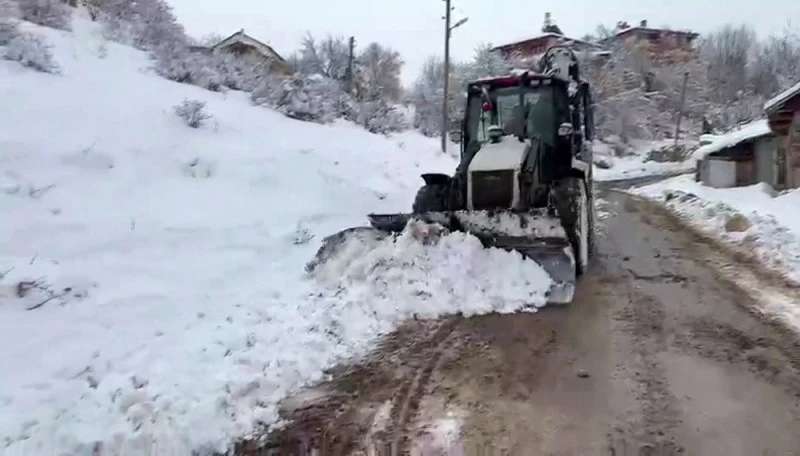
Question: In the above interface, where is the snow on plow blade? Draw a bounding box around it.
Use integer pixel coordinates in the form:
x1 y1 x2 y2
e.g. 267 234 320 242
367 210 576 304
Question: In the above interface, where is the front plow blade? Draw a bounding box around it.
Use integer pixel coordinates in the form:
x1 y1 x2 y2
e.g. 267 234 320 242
367 211 577 305
486 235 576 304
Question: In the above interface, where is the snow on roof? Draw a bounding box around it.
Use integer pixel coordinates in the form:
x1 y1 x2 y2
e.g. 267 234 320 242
612 26 699 38
691 119 772 161
492 32 603 51
764 80 800 114
213 29 287 63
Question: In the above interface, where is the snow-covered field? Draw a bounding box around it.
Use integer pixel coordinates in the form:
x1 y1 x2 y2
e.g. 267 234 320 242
631 175 800 287
0 17 553 455
592 139 696 182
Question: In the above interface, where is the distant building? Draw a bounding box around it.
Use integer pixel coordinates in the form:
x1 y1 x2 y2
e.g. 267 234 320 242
209 29 292 76
491 13 609 67
601 20 699 63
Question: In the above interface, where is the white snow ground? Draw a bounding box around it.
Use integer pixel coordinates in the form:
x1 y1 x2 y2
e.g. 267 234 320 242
0 17 553 455
592 139 696 182
631 175 800 288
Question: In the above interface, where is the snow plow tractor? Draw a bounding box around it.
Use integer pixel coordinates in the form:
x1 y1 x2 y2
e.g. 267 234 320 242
372 46 596 304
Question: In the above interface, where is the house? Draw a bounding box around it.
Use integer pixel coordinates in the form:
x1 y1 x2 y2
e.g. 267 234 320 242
694 120 780 189
491 13 609 66
764 80 800 189
210 29 292 75
601 20 699 63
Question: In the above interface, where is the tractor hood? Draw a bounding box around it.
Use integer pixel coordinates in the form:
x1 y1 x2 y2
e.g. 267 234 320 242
467 139 528 173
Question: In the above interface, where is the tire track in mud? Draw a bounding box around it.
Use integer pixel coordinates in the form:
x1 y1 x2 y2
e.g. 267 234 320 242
375 317 461 455
244 317 462 456
605 196 685 453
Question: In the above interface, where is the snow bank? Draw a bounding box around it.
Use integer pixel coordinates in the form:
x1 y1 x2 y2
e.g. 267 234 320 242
592 139 695 182
0 17 543 455
632 175 800 286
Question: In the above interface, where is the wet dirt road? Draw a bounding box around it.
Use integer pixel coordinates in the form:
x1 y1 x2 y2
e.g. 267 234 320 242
244 183 800 456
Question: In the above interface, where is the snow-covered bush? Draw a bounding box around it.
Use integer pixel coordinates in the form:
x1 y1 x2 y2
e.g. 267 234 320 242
0 0 19 45
173 99 212 128
253 74 357 125
13 0 71 31
215 53 270 92
358 101 408 135
644 144 692 163
3 31 58 73
153 45 225 92
292 222 314 245
87 0 184 51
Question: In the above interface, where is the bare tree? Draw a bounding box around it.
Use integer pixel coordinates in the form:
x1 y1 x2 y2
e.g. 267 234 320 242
749 24 800 98
410 56 463 137
297 33 350 82
356 42 403 102
699 24 756 102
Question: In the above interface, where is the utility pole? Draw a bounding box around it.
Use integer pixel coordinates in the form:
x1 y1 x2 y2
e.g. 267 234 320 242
441 0 452 153
674 71 689 147
346 36 356 95
440 1 468 153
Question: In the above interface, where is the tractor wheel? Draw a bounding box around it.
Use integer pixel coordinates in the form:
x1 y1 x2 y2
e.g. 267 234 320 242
412 184 449 213
554 177 591 276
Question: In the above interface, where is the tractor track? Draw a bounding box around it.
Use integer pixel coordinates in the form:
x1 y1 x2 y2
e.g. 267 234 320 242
240 178 800 456
380 318 460 455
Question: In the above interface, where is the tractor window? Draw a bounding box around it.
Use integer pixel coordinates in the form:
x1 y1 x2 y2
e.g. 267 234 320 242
525 88 556 145
464 85 554 144
466 94 488 143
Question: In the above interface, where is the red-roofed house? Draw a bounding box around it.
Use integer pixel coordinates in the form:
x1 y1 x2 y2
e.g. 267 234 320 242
491 13 609 66
601 20 699 63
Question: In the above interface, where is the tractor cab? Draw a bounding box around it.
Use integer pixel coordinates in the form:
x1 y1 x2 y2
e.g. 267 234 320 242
462 74 568 152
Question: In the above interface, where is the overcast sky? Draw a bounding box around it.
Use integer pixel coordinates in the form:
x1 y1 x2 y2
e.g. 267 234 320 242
167 0 799 86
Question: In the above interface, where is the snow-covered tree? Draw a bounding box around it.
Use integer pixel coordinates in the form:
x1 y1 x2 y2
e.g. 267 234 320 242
699 24 756 103
0 0 19 45
749 25 800 99
409 56 463 137
13 0 71 30
459 43 511 82
355 42 403 102
86 0 185 51
296 33 350 83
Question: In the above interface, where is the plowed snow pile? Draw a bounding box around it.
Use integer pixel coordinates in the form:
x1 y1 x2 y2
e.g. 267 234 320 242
309 223 552 324
0 16 553 455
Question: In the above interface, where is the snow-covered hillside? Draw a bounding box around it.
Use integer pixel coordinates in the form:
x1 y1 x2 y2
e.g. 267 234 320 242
0 17 554 454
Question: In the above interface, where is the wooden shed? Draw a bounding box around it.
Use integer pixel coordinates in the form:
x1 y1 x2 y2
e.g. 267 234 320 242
694 120 778 189
765 80 800 189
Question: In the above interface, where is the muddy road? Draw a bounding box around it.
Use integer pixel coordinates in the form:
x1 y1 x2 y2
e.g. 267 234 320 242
243 183 800 456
